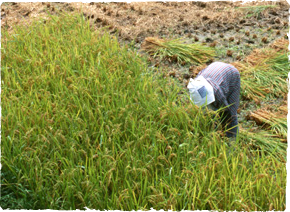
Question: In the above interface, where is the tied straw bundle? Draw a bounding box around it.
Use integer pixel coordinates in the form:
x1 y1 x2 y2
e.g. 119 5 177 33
141 37 215 65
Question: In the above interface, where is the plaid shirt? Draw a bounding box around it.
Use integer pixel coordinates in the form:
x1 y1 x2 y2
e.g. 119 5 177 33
197 62 240 137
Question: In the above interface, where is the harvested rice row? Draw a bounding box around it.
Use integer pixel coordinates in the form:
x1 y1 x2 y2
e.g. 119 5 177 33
231 38 289 101
247 109 287 139
239 129 287 162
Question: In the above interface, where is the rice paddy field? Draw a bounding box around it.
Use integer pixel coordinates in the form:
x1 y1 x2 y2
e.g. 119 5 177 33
1 2 288 211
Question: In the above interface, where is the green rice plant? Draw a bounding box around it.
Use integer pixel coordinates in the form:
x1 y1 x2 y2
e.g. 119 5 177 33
1 12 286 211
141 37 216 65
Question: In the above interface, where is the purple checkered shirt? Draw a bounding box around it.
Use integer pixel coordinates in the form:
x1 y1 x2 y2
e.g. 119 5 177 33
197 62 241 137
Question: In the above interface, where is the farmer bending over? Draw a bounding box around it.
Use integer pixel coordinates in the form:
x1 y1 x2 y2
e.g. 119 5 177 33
187 62 241 139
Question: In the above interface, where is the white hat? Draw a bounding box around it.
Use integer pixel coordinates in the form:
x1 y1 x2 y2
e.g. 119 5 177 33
187 75 215 106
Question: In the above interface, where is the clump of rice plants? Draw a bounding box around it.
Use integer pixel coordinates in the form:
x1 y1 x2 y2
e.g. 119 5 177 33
141 37 216 65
